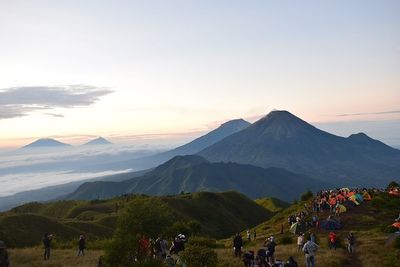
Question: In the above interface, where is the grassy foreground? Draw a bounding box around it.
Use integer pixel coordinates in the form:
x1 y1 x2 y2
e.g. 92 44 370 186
9 248 102 267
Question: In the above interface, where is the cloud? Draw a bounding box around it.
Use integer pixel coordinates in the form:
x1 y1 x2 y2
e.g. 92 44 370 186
0 85 112 119
336 110 400 117
44 113 65 118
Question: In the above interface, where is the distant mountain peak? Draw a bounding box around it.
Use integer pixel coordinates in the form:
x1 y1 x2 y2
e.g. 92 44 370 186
220 118 249 128
22 138 71 149
83 137 112 146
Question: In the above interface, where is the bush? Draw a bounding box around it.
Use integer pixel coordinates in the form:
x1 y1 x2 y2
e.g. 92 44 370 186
300 191 313 201
180 244 218 267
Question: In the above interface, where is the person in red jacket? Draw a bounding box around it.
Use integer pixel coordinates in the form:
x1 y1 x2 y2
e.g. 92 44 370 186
329 232 337 250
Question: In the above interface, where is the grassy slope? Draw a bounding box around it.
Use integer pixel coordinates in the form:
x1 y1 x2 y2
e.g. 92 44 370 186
255 197 290 213
0 191 272 247
217 192 400 267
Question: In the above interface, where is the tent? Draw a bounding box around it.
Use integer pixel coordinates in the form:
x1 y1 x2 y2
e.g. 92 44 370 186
347 191 356 197
392 222 400 229
290 222 308 235
349 195 360 205
337 194 345 201
355 194 364 202
343 200 356 209
337 204 347 213
321 217 342 230
362 191 372 201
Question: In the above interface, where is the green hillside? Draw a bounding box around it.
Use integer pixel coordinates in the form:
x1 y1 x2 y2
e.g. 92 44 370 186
0 191 272 248
255 197 290 212
217 191 400 267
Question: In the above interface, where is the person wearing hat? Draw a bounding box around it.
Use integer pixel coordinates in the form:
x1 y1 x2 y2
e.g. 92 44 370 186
0 240 10 267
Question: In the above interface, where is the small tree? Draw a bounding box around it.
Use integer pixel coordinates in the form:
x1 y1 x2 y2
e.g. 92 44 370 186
301 190 314 201
105 198 174 266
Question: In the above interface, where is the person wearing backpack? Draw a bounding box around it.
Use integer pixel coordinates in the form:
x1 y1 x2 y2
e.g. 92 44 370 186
265 236 276 266
302 236 319 267
0 241 10 267
286 256 299 267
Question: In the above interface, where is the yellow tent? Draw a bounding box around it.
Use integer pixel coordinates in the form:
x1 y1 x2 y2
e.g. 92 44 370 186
338 204 347 213
362 191 372 201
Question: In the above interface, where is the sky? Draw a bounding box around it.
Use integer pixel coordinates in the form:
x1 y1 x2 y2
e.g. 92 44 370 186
0 0 399 148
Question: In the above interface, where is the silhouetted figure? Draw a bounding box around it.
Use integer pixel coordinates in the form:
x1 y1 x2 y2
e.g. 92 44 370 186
0 241 10 267
43 233 53 260
233 233 243 257
77 234 86 256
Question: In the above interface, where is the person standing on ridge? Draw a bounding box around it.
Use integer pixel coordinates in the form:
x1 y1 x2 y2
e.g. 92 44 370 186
233 233 243 257
43 233 53 260
77 234 86 256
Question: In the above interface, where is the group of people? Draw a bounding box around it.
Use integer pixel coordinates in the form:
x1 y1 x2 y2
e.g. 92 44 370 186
42 233 86 260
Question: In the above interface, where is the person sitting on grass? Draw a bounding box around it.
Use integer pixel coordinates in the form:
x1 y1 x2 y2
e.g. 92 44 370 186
286 256 299 267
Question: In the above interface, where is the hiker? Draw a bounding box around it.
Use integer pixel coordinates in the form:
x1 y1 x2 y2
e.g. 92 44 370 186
138 235 150 261
297 233 304 250
160 238 169 258
247 230 251 241
303 236 319 267
347 232 355 253
233 233 243 257
243 250 254 267
165 255 175 267
43 233 53 260
329 232 337 250
253 230 257 240
265 236 276 266
0 241 9 267
170 234 185 254
286 256 299 267
77 234 86 256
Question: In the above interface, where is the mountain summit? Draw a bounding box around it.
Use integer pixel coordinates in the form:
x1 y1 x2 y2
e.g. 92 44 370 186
83 137 112 146
22 138 71 149
199 110 400 186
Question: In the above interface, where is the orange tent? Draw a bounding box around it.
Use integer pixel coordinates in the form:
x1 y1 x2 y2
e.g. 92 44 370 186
347 192 356 197
389 190 400 197
392 222 400 229
329 198 337 205
337 194 345 201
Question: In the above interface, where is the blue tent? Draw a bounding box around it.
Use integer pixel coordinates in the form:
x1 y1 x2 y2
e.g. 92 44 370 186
321 217 342 230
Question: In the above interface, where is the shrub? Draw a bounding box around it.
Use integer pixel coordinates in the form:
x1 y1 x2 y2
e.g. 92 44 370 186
180 244 218 267
300 191 313 201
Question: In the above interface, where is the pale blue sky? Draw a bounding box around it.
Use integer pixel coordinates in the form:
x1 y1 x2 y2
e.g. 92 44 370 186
0 0 399 147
